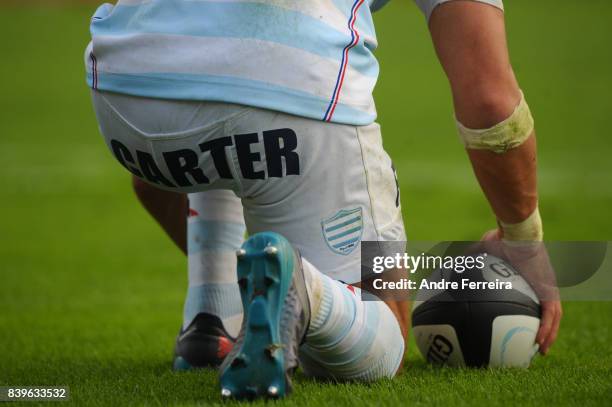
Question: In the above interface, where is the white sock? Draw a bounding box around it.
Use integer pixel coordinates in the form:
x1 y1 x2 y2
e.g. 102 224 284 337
184 190 245 337
299 259 405 381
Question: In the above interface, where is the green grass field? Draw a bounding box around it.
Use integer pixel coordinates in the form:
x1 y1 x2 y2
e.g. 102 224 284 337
1 0 611 405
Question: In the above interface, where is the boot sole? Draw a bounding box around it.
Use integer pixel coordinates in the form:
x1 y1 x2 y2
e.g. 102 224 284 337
219 232 295 400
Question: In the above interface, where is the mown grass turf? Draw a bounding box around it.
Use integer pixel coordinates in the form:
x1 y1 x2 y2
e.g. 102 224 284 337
1 1 611 405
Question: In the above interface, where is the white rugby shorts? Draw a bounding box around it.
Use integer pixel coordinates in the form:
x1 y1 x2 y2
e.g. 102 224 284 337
91 91 406 283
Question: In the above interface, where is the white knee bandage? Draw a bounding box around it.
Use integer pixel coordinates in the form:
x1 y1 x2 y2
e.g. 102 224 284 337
456 91 534 154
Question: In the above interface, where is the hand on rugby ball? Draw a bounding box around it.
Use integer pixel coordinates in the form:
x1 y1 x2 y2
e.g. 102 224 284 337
481 229 562 355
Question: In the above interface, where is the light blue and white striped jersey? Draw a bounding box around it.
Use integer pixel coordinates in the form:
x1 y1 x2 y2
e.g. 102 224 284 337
85 0 390 125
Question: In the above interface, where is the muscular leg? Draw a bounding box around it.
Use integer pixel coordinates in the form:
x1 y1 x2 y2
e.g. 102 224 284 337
132 175 187 254
132 176 246 368
184 190 245 335
298 262 406 381
132 174 408 375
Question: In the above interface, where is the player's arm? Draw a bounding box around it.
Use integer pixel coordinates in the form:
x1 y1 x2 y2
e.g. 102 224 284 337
422 0 561 354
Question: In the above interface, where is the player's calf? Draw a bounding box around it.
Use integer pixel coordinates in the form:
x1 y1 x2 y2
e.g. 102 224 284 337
299 273 405 382
175 190 246 370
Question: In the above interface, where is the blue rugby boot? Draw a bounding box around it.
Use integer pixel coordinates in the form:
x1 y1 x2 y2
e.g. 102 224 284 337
219 232 310 400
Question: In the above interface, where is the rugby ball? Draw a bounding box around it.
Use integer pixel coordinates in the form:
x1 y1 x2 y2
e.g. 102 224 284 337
412 254 541 368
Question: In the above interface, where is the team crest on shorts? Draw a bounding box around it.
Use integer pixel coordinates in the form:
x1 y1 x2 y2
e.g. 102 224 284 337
321 207 363 255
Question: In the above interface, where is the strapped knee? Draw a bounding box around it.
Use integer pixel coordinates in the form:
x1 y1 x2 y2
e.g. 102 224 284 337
456 90 534 154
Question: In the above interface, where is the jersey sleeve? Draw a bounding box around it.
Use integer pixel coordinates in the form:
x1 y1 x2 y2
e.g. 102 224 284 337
414 0 504 21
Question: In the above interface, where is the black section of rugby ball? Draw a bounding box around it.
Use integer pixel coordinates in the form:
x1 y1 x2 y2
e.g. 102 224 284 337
413 300 540 367
412 264 541 367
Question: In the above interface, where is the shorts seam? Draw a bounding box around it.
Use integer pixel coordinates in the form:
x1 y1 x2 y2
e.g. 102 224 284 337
355 126 381 239
96 90 252 140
